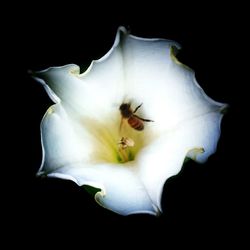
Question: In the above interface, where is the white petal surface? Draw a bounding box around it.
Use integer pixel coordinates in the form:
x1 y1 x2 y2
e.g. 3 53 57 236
34 64 81 104
47 163 157 216
38 104 93 175
34 33 125 120
137 111 225 211
112 30 225 134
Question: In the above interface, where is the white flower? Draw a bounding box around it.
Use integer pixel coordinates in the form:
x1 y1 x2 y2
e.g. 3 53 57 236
33 27 227 216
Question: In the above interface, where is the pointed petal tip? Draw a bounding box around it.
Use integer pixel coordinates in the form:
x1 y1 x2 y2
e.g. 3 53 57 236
117 26 129 34
170 42 182 51
220 103 229 114
36 171 44 178
33 64 80 76
29 64 81 86
187 147 205 162
113 26 129 48
170 45 194 72
28 69 45 84
36 167 49 179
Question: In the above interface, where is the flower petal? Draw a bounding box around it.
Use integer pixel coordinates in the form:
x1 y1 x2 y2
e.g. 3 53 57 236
46 163 158 216
33 30 126 119
39 104 158 215
34 27 224 133
38 104 93 175
108 29 225 134
32 64 80 104
137 110 226 212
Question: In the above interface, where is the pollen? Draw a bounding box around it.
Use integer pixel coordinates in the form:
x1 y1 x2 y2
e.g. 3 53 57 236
118 137 135 149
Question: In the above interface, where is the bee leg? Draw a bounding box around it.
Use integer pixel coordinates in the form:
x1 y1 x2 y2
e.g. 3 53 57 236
119 118 125 132
133 103 143 113
134 114 154 122
139 118 154 122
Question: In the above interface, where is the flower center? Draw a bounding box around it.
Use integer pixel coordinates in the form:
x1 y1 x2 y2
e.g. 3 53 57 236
83 111 152 164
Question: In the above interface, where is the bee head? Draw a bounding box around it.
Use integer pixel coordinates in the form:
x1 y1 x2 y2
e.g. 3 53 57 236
119 103 132 118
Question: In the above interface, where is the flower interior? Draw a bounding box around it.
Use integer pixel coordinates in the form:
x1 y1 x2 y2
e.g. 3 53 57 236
81 104 153 164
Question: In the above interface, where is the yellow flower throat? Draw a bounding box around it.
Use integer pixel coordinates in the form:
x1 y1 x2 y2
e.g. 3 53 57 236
83 115 150 164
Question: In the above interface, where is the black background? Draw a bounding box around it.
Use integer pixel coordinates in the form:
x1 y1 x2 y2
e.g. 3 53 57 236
5 2 245 247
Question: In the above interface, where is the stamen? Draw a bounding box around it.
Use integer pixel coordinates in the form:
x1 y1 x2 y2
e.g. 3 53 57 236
118 137 135 163
118 137 135 149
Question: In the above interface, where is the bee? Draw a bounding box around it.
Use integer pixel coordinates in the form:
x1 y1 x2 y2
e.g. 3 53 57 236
119 103 153 131
118 137 135 149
